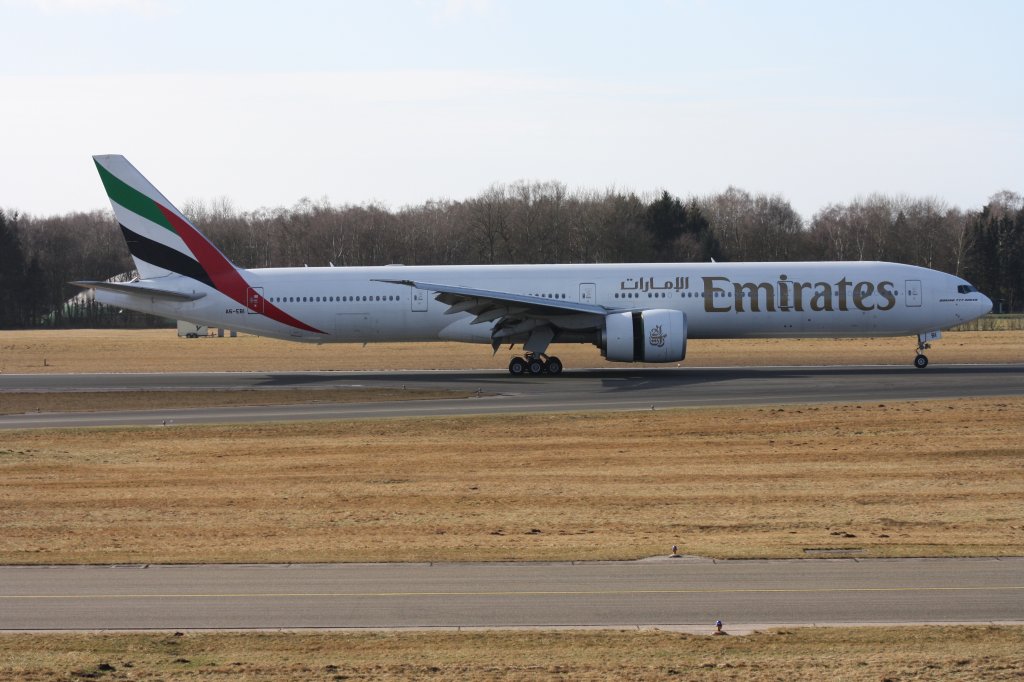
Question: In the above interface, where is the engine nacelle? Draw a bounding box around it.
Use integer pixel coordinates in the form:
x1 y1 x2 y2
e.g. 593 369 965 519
602 309 687 363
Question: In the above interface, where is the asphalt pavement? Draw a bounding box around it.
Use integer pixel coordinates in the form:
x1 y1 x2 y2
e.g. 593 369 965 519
2 363 1023 429
2 558 1021 632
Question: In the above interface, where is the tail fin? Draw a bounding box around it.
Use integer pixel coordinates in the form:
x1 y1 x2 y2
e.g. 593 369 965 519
93 155 235 287
92 155 324 335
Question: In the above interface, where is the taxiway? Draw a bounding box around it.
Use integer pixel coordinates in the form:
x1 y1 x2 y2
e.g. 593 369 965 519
2 558 1022 632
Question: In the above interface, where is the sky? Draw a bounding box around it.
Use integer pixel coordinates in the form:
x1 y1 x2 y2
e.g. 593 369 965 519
1 0 1021 221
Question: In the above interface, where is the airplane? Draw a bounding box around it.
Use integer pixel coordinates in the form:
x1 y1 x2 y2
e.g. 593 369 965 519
75 155 993 375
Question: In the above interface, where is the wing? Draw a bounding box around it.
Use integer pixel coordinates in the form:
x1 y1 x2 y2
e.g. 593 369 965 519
374 278 615 353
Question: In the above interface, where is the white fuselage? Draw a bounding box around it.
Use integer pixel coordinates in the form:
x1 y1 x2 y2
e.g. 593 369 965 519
95 261 992 346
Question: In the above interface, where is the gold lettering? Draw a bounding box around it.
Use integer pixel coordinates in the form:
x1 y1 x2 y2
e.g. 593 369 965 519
734 282 775 313
792 282 811 312
702 276 732 313
876 280 896 311
836 278 853 311
853 281 875 310
810 282 834 312
703 277 895 315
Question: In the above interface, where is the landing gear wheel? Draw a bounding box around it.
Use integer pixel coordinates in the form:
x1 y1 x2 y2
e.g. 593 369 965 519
508 357 527 375
913 354 929 369
527 357 545 375
545 356 563 375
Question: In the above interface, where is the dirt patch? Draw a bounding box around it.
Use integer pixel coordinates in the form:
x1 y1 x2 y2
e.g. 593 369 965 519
1 397 1022 565
0 328 1021 374
0 627 1020 680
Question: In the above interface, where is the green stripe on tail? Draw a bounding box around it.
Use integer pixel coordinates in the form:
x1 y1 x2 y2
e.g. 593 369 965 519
94 160 175 234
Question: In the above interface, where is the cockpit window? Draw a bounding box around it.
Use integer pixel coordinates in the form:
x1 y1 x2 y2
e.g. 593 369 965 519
957 284 978 294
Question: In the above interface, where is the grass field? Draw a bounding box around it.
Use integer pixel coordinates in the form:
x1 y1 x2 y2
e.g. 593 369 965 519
1 627 1022 680
2 397 1022 564
2 330 1022 674
0 327 1021 374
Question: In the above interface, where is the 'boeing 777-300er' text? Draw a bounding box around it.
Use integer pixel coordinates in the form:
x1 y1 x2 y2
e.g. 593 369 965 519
76 155 993 375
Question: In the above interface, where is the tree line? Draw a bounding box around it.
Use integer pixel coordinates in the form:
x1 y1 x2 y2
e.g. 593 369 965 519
1 184 1021 329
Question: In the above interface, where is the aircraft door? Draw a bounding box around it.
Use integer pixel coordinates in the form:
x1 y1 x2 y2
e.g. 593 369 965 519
776 280 793 311
246 287 264 314
411 288 428 312
579 283 596 304
905 280 922 307
775 279 806 333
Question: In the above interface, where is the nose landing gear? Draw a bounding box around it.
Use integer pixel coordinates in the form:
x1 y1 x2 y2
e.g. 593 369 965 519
913 331 940 369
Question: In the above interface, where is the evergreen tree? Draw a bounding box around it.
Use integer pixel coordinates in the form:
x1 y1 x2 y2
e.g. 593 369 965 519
686 199 722 262
965 197 1024 312
644 190 686 252
0 210 27 328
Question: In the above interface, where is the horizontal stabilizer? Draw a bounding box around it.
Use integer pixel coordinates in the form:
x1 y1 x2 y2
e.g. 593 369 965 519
71 280 207 302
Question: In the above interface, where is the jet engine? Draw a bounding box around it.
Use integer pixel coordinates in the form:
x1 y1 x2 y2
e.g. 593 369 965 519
602 309 687 363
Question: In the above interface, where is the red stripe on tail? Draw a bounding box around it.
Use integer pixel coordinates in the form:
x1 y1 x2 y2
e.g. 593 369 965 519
157 205 325 335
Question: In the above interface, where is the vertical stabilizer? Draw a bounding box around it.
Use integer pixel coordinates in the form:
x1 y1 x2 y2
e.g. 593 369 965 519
92 155 324 335
93 154 235 286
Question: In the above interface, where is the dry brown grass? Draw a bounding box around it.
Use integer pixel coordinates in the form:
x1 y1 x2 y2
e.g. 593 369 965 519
1 397 1022 565
0 388 473 416
0 328 1021 374
1 627 1021 680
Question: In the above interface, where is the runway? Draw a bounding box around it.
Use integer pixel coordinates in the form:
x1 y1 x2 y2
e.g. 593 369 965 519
1 558 1021 632
2 363 1024 429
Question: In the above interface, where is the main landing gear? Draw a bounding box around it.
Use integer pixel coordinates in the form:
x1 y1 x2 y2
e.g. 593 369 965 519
508 353 563 376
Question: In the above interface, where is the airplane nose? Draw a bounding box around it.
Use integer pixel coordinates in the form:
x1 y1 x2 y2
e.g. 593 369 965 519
980 293 993 315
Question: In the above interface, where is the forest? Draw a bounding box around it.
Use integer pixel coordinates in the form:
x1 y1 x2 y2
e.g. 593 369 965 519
1 184 1021 328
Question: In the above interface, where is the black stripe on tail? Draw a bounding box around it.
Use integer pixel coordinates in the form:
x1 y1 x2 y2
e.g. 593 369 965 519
120 225 215 289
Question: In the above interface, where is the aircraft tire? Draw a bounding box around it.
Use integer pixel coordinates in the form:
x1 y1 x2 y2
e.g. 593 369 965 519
509 357 527 375
914 354 929 369
527 358 545 375
545 356 563 375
